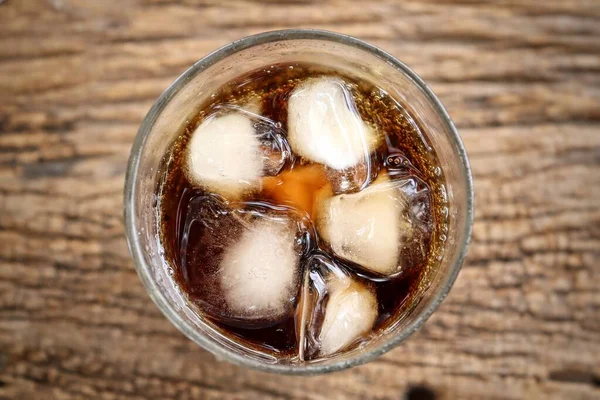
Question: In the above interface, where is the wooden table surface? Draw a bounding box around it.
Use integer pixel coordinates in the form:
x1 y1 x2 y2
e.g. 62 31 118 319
1 0 599 399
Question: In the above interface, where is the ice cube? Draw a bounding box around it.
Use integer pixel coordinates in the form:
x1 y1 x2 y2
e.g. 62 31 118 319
185 112 263 199
256 127 290 176
230 103 291 176
219 217 301 321
297 254 378 358
185 109 290 199
326 152 380 194
319 275 378 356
315 173 433 276
287 77 381 171
179 194 307 327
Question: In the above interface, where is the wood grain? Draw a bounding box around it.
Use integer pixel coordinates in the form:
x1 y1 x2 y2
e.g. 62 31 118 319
1 0 599 399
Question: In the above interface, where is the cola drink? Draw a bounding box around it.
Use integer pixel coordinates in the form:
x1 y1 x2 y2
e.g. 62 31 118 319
158 63 448 361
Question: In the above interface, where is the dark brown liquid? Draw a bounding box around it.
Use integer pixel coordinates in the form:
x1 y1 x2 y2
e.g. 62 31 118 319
158 63 448 361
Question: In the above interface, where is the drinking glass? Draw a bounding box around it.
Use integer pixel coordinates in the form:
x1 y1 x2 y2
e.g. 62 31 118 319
124 29 474 374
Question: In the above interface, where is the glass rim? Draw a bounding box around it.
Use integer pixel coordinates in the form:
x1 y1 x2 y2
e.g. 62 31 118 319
124 28 474 375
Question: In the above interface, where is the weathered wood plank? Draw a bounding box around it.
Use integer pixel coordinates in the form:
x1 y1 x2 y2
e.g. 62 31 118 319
1 0 599 399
